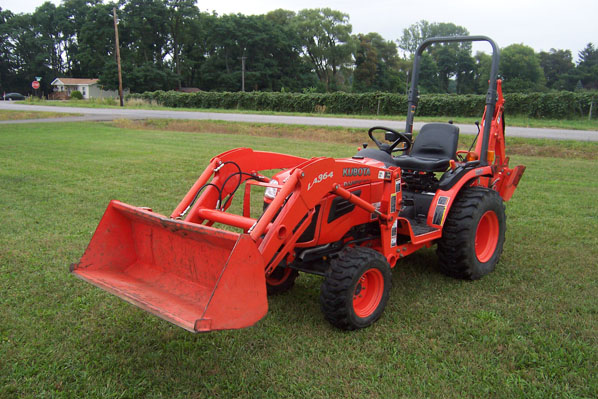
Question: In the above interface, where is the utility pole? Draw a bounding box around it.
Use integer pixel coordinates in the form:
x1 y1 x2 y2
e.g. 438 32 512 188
241 56 246 92
113 7 124 107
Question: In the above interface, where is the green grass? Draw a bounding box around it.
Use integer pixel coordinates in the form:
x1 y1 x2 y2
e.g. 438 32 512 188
1 122 597 398
22 97 598 131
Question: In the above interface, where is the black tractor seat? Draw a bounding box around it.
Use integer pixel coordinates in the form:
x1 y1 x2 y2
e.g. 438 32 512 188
394 123 459 172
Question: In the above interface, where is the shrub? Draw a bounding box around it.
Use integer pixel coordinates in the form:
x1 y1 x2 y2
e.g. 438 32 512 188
128 90 598 119
70 90 83 100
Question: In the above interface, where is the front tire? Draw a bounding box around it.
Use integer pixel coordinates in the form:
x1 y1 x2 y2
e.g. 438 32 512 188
437 187 506 280
320 247 392 330
266 267 299 295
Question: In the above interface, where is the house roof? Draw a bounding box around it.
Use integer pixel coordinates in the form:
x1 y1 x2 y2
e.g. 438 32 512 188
51 78 99 86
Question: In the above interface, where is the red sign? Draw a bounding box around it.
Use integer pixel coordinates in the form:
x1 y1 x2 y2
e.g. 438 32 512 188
32 81 40 89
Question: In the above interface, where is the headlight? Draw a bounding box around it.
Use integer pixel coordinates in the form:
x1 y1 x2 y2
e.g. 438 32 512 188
264 179 279 200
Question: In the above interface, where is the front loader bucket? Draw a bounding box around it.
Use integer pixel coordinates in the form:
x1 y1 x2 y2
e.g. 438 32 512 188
71 200 267 332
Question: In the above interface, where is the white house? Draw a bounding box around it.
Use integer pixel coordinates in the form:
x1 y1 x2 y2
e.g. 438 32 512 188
50 78 127 99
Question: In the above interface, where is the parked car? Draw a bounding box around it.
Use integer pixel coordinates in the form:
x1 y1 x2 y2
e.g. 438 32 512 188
2 93 26 101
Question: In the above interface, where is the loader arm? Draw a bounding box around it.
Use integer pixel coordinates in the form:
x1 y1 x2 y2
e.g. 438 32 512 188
72 148 308 332
71 149 401 332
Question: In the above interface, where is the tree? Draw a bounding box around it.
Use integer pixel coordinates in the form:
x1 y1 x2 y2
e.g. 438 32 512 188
397 20 431 56
5 12 50 94
33 2 65 74
455 46 475 93
3 5 593 95
353 32 405 93
294 8 354 91
353 34 378 91
499 44 545 92
263 11 317 91
578 43 598 64
195 13 314 92
121 0 169 65
473 51 492 94
165 0 198 89
110 0 177 92
78 3 114 79
577 43 598 89
418 52 440 93
265 9 317 91
539 49 576 90
59 0 101 75
177 11 215 88
426 23 471 93
398 20 474 93
0 8 15 93
26 1 71 94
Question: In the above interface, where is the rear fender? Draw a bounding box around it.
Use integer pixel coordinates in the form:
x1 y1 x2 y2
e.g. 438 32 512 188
427 166 493 228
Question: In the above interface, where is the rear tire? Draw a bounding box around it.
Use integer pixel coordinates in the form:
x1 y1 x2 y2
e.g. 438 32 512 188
437 187 506 280
320 247 391 330
266 267 298 295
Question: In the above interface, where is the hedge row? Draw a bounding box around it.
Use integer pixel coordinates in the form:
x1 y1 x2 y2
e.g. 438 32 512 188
128 90 597 119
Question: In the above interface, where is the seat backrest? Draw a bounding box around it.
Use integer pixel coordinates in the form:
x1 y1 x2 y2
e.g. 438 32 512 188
410 123 459 160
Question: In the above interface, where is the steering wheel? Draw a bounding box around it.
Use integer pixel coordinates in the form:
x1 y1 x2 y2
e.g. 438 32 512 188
368 126 412 154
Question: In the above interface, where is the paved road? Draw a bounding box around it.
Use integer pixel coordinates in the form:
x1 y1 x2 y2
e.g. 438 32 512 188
2 102 597 141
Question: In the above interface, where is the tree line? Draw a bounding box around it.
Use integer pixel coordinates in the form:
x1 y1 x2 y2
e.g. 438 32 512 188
1 1 597 96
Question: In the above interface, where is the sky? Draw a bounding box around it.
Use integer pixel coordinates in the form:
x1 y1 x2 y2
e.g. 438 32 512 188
2 0 597 61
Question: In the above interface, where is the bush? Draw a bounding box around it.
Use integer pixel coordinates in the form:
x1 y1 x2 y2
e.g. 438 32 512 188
127 90 598 119
70 90 83 100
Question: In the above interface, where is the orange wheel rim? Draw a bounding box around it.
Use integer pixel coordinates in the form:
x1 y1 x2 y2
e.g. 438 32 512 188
475 211 499 263
266 268 292 287
353 268 384 318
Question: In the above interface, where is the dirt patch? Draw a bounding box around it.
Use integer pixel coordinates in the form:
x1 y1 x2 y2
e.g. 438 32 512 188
506 143 598 160
0 110 80 120
112 119 364 144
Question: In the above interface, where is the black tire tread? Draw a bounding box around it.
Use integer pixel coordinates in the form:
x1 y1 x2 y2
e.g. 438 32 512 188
437 187 506 280
320 247 391 330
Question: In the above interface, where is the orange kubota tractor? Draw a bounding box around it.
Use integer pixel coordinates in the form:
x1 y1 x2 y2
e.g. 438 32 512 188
72 36 525 332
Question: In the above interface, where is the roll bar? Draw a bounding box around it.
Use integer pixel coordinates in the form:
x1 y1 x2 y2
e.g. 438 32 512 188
405 36 500 166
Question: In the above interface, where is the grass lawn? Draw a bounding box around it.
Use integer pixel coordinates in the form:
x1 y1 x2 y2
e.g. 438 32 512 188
1 122 596 398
